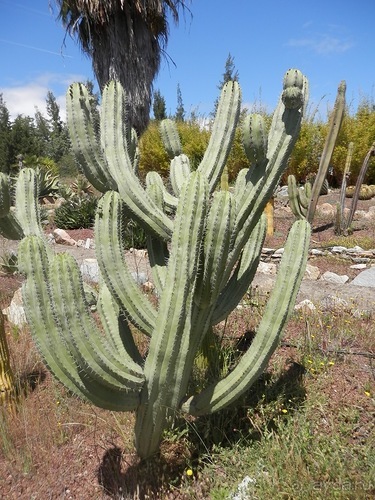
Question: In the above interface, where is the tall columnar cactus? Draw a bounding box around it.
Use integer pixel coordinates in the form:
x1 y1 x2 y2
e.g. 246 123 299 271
17 70 311 459
306 80 346 223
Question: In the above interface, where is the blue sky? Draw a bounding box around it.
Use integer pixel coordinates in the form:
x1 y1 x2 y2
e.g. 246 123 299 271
0 0 374 122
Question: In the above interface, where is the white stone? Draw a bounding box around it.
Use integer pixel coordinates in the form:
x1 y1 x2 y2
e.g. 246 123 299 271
310 249 324 256
53 228 76 246
331 246 347 254
80 258 100 282
2 288 27 326
320 271 349 284
257 261 277 275
350 263 367 270
351 267 375 287
304 264 320 280
346 246 364 254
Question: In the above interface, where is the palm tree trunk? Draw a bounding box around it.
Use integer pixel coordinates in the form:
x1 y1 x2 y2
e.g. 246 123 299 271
90 7 159 134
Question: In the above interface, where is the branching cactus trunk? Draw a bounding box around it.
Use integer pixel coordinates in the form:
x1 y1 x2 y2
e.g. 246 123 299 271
17 70 311 459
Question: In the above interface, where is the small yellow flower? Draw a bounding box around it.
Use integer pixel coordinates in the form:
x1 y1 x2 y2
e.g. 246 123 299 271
319 362 325 366
186 469 193 477
364 391 371 397
56 401 60 405
328 361 335 366
281 409 288 414
307 359 313 364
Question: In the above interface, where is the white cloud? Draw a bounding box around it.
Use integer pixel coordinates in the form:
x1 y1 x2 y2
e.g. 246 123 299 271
287 34 354 55
0 72 88 121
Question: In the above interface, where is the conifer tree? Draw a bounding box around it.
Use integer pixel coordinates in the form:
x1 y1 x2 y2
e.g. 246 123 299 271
152 89 167 121
175 83 185 122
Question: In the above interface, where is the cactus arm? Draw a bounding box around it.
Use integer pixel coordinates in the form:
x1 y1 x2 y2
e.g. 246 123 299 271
95 191 157 336
307 81 346 223
14 168 43 237
49 253 144 390
135 171 208 458
288 175 307 220
18 236 141 410
145 182 169 293
242 114 268 166
182 219 311 416
194 190 233 309
347 141 375 229
146 171 178 212
97 282 143 365
299 181 312 210
66 83 115 193
197 81 241 193
227 75 307 274
212 214 267 325
101 81 173 240
159 119 182 158
170 154 191 197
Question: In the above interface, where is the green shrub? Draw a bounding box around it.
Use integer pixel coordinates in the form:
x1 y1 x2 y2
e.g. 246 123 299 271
53 196 98 229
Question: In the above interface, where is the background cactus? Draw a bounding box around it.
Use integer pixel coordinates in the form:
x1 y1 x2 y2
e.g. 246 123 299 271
306 81 346 222
17 70 310 459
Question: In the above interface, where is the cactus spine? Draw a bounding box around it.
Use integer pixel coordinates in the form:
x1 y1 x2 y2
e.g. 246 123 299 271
18 70 310 459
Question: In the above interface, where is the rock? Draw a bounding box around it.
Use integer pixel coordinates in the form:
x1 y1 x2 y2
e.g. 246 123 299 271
131 272 148 285
350 267 375 287
2 288 27 326
320 271 349 284
350 263 367 270
257 261 277 275
53 228 77 246
304 264 320 280
347 246 364 254
80 258 100 282
331 246 347 254
310 249 325 256
317 203 335 217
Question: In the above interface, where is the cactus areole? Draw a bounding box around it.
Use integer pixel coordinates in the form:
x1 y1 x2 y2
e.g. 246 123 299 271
17 70 311 459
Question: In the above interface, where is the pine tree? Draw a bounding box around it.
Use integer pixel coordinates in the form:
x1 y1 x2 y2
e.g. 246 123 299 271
0 94 12 173
213 53 239 114
153 89 167 121
175 83 185 122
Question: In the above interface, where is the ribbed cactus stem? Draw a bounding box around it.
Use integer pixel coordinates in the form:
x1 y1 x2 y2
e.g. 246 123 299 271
307 81 346 223
135 171 207 458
